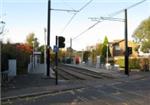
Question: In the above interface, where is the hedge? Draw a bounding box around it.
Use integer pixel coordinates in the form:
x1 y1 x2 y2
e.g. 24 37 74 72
2 43 31 74
115 58 141 69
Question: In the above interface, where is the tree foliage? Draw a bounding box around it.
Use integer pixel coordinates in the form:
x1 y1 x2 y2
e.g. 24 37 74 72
1 42 17 71
1 42 31 74
26 33 39 49
83 51 91 63
101 36 111 57
96 43 103 56
26 33 35 46
133 17 150 53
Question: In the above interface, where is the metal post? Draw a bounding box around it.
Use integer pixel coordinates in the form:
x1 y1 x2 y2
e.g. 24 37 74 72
32 40 35 69
47 0 51 77
70 38 72 48
44 28 47 75
0 21 5 35
70 38 72 60
107 44 109 63
55 36 58 85
124 9 129 75
82 49 84 62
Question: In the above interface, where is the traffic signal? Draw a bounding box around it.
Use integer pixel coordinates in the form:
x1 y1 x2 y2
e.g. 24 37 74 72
128 47 132 55
58 36 65 48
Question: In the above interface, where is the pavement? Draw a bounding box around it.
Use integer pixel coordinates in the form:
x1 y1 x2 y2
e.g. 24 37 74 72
1 74 87 101
1 64 150 102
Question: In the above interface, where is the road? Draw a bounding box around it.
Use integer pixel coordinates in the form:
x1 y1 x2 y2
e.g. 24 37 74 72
2 74 150 105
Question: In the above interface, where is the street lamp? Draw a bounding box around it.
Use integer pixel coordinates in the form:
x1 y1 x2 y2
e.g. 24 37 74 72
44 28 47 75
0 21 5 35
32 40 35 69
106 44 109 63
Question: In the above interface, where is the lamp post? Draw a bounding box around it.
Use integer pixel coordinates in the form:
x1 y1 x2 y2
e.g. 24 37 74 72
32 40 35 69
44 28 47 75
106 44 109 64
0 21 5 35
82 49 84 63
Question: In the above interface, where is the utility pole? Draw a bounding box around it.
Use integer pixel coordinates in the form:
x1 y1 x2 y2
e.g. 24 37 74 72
46 0 78 77
89 15 129 75
124 9 129 75
47 0 51 77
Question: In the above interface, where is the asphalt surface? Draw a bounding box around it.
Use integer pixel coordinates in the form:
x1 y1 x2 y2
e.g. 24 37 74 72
2 75 150 105
2 64 150 105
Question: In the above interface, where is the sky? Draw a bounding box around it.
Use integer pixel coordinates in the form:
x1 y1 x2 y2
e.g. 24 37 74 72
1 0 150 50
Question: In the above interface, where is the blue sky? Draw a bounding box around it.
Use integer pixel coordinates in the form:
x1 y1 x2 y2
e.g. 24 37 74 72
1 0 150 50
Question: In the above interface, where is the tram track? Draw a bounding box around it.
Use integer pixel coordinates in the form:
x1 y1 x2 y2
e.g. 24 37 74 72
57 65 113 80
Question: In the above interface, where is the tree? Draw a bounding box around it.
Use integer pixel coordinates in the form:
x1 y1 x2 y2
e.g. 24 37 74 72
101 36 111 63
83 51 91 63
133 17 150 53
1 42 17 71
91 49 96 64
26 33 39 50
96 43 103 56
26 33 35 46
1 42 31 74
16 44 31 74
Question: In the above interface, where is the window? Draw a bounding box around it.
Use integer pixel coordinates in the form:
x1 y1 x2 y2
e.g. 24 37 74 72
115 44 120 51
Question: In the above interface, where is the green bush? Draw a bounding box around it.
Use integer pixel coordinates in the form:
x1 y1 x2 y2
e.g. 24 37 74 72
16 50 30 74
140 58 149 71
1 43 17 71
115 58 140 69
115 58 124 68
129 58 140 69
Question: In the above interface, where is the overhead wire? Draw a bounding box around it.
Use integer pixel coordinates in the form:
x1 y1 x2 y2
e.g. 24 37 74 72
109 0 147 17
60 0 93 35
72 21 101 40
72 0 147 41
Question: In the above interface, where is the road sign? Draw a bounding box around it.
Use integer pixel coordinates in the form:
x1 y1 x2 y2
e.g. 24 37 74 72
53 45 59 52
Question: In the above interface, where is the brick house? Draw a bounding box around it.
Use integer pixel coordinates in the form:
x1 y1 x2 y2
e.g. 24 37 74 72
109 39 139 58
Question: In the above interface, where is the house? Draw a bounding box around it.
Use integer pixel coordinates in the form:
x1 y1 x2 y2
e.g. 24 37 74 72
109 39 139 58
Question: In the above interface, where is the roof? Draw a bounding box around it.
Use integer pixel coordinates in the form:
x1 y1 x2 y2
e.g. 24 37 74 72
109 39 124 45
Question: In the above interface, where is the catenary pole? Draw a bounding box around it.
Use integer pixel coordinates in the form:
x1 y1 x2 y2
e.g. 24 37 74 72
47 0 51 76
124 9 129 75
